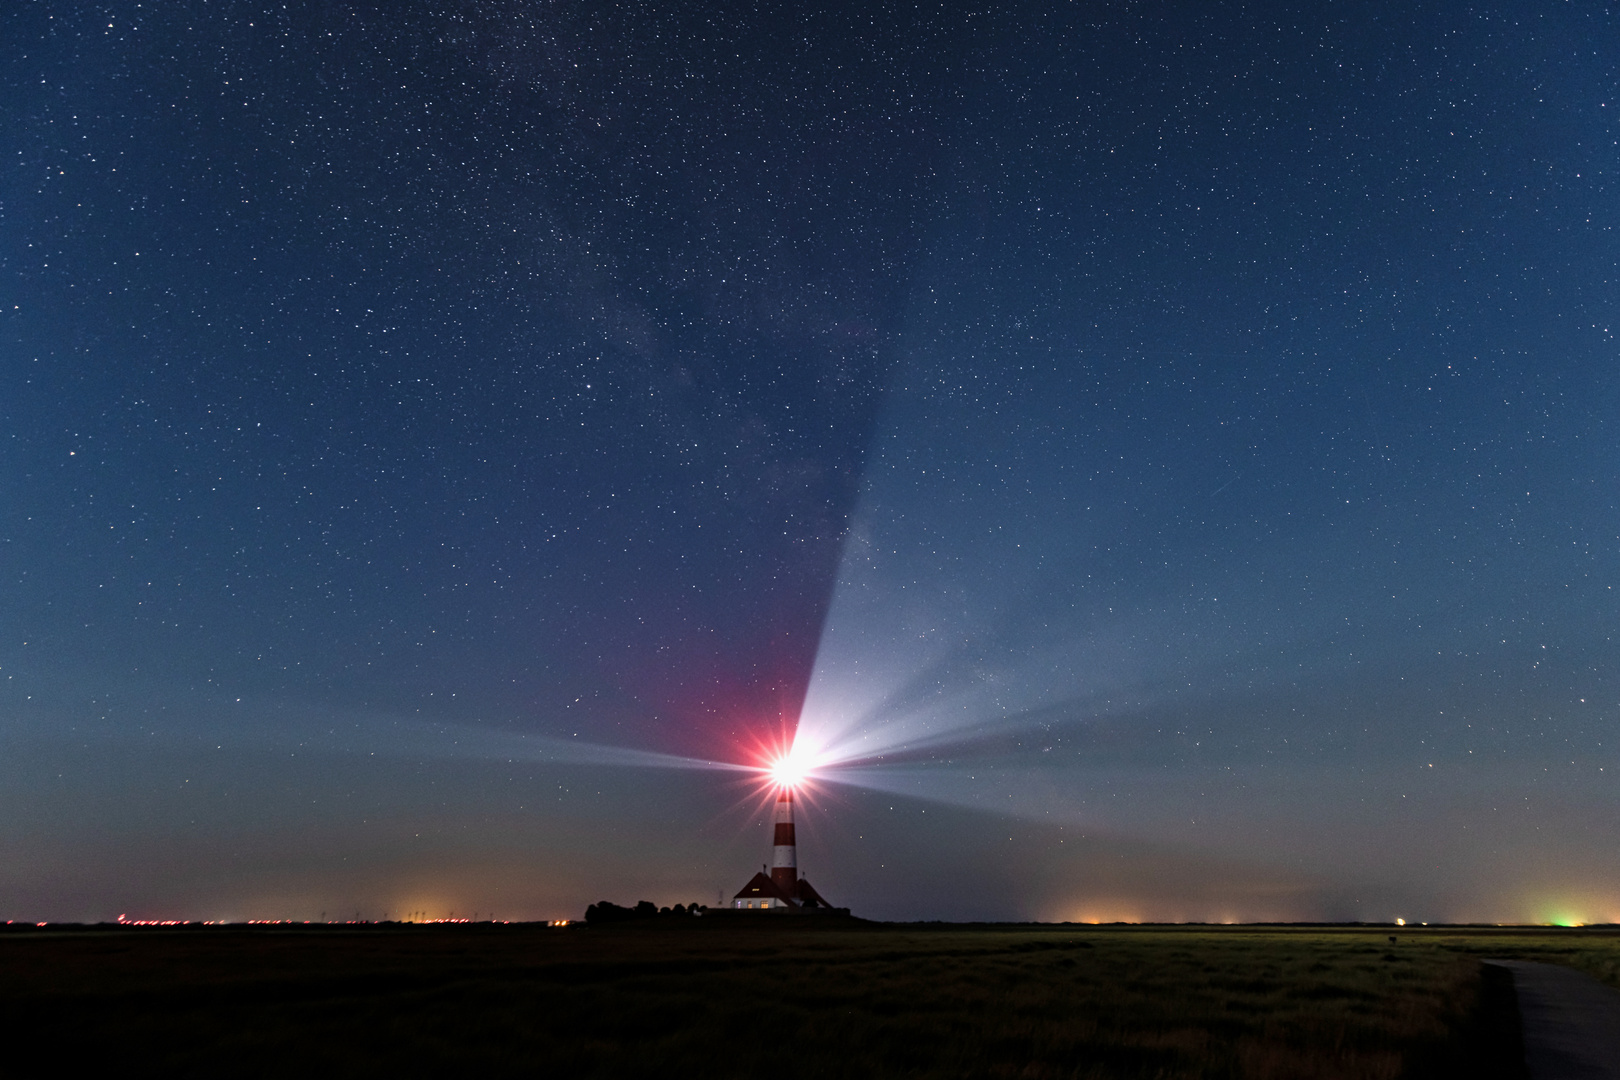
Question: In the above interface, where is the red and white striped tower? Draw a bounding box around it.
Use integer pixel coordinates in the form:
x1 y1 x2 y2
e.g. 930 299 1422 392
770 784 797 895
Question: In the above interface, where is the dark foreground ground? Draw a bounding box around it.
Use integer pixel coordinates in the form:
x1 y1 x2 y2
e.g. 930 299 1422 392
2 921 1615 1079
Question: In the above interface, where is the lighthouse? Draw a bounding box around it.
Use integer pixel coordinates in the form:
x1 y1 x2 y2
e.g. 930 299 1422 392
727 779 841 911
771 784 797 894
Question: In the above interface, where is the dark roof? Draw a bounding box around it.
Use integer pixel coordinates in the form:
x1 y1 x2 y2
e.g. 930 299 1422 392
792 877 832 908
732 871 797 905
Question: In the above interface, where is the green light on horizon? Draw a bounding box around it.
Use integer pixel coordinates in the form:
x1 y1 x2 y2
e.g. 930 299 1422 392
1539 906 1585 928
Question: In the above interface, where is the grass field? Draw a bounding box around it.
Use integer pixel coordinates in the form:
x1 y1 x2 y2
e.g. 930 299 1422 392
1 921 1612 1078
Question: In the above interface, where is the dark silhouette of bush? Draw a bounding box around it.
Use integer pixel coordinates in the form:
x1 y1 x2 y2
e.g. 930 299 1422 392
584 900 704 923
583 901 636 924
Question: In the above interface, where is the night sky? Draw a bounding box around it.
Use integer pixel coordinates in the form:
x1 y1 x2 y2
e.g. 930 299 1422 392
3 1 1616 924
